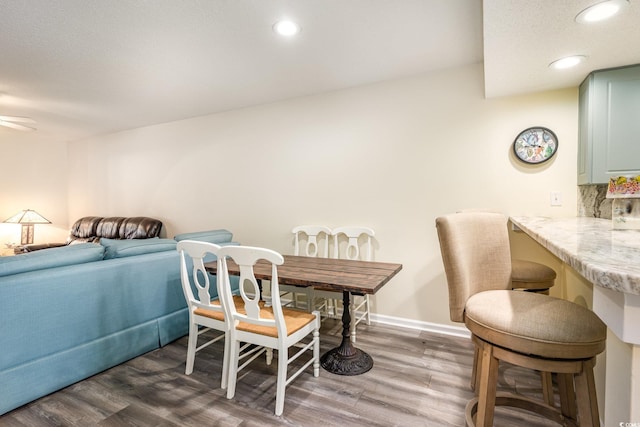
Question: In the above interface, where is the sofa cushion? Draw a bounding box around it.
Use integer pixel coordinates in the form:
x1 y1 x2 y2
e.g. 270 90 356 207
66 216 163 244
101 237 177 259
0 243 105 277
174 229 233 244
118 217 163 239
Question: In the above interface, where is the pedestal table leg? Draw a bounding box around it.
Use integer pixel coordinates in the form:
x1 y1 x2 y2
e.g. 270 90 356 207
320 290 373 375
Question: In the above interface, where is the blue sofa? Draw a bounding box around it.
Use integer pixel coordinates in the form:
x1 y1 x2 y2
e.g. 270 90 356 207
0 229 235 415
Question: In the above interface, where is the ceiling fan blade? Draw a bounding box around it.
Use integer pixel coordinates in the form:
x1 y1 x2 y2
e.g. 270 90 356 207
0 115 37 124
0 120 37 131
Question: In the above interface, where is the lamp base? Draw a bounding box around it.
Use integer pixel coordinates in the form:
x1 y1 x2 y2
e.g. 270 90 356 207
20 224 34 245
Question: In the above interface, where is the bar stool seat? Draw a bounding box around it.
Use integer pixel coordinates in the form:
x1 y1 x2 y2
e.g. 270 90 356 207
465 290 606 426
511 259 556 294
466 290 606 359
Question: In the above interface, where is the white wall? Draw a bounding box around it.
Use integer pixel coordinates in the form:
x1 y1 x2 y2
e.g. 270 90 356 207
64 62 578 326
0 139 69 251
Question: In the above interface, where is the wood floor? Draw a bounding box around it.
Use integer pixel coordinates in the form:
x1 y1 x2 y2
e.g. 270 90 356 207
1 319 562 426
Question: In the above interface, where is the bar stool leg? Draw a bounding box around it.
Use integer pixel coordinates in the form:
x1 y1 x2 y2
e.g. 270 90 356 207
558 373 577 420
475 343 499 427
471 347 480 392
541 371 554 406
574 359 599 427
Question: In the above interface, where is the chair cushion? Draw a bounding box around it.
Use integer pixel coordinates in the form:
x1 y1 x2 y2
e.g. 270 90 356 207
464 290 606 359
511 259 556 290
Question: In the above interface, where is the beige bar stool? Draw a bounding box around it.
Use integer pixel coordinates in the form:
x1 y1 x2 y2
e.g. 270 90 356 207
436 212 606 426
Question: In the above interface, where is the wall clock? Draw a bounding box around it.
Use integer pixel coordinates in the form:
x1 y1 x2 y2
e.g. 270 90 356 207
513 127 558 164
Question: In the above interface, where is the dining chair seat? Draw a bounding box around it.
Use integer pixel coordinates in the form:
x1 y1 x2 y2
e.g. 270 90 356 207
235 305 319 338
196 296 315 337
193 295 245 321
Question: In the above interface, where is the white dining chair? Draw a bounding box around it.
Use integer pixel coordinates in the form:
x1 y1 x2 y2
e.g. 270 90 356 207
217 245 320 416
280 225 332 311
178 240 271 390
314 226 375 343
177 240 229 388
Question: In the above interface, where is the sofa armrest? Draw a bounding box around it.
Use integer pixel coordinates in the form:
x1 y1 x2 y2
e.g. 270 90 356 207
20 243 67 253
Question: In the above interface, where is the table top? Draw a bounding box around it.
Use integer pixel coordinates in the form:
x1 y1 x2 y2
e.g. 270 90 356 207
205 255 403 295
510 216 640 295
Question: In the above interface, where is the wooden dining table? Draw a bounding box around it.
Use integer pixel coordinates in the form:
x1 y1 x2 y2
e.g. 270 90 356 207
205 255 402 376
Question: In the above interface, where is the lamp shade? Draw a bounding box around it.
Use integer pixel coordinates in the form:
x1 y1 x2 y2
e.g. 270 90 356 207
3 209 51 224
606 176 640 198
3 209 51 245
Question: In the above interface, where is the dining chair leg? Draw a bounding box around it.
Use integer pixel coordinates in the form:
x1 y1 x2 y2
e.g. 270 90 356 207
185 321 198 375
221 332 230 390
313 329 320 377
226 340 240 400
558 372 577 420
475 343 499 427
275 345 288 416
266 348 273 365
364 295 371 326
574 359 599 427
541 371 554 406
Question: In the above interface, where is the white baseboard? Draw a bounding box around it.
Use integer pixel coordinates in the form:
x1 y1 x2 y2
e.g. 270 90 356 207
369 312 471 339
278 294 471 339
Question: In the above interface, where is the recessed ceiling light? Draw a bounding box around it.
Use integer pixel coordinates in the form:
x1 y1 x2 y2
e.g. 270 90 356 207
273 20 301 37
576 0 629 23
549 55 587 69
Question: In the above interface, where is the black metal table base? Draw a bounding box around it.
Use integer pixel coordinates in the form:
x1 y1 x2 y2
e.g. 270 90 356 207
320 291 373 375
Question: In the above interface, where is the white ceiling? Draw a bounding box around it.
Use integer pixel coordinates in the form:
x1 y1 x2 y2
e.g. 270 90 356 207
484 0 640 98
1 0 639 145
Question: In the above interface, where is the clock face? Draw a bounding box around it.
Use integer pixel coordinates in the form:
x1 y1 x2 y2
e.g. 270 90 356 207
513 127 558 164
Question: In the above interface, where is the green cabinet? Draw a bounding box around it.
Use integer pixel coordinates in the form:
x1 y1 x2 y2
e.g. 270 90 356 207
578 65 640 184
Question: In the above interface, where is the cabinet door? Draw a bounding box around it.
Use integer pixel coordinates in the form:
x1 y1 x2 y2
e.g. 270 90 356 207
591 66 640 183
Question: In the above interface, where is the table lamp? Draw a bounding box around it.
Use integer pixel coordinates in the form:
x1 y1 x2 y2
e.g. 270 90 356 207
3 209 51 245
606 176 640 230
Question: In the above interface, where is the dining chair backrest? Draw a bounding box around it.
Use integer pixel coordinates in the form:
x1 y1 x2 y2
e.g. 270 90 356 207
178 240 223 312
292 225 331 258
217 245 287 337
331 226 374 261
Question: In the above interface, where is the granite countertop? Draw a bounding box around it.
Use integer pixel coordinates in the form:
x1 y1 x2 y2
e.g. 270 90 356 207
510 216 640 295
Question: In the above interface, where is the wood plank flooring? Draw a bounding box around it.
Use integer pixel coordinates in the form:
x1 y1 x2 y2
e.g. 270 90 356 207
1 319 561 426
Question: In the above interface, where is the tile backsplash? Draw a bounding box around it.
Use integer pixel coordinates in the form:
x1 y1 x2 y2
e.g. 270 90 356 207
578 184 612 219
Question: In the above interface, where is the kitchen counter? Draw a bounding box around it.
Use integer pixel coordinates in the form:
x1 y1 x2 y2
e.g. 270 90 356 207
510 216 640 295
511 216 640 422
